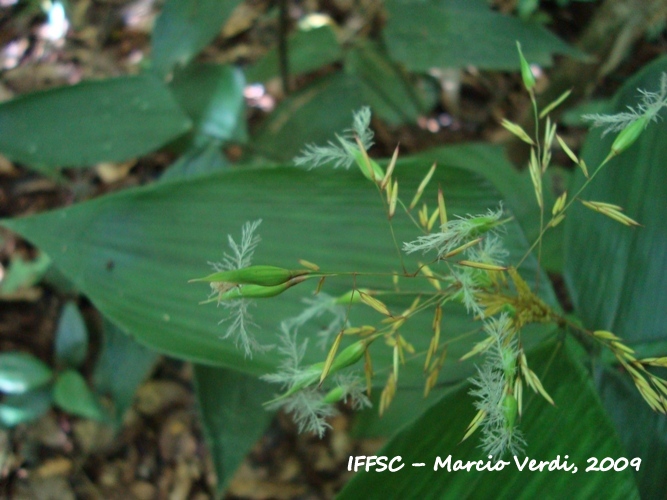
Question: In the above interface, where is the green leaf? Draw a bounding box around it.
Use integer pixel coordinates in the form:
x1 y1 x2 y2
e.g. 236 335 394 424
561 99 612 127
245 25 342 83
253 67 431 161
340 340 639 499
0 352 52 394
53 370 105 420
54 302 88 368
93 318 158 422
42 261 79 295
2 146 555 386
596 365 667 497
151 0 241 77
383 0 583 72
345 41 427 126
253 73 366 161
194 366 274 496
0 252 51 295
0 75 191 170
565 57 667 345
0 387 52 428
161 140 229 182
564 55 667 497
352 384 451 438
169 64 246 144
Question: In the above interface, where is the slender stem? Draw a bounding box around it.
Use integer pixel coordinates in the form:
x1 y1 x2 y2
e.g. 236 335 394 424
531 92 542 168
516 154 613 268
566 155 613 208
530 92 544 291
536 201 544 287
370 177 408 273
388 217 408 274
397 197 428 234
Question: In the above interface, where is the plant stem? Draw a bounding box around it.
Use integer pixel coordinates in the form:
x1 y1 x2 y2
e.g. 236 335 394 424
531 92 544 291
516 154 613 268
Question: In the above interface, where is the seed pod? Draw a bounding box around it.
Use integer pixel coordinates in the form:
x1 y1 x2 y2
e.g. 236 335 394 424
503 393 519 430
328 339 369 374
611 116 648 156
516 42 535 91
319 337 377 387
322 386 346 405
343 140 385 181
334 289 370 305
263 364 323 406
502 348 517 381
215 276 306 301
264 337 376 409
468 215 505 236
192 265 310 286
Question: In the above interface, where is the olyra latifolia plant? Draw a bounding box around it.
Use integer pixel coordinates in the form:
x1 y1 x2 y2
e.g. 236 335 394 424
190 45 667 457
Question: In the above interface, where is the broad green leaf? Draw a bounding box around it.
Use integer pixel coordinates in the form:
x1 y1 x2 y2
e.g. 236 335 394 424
0 387 52 428
0 352 52 394
245 25 342 83
253 73 366 161
596 365 667 497
345 41 427 126
561 99 612 127
253 67 429 161
194 366 274 496
170 64 246 144
93 318 158 422
564 55 667 497
53 370 105 420
161 139 229 182
0 252 51 295
383 0 583 72
352 384 450 438
2 146 555 389
54 302 88 368
42 260 78 295
565 56 667 345
151 0 241 77
340 340 639 499
0 75 191 169
537 167 570 273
